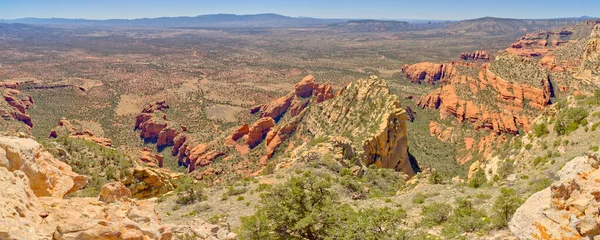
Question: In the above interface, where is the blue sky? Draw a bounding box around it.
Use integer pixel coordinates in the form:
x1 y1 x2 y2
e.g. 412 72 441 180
0 0 598 20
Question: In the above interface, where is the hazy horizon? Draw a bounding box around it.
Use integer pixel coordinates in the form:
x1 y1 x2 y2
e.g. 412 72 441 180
1 0 599 21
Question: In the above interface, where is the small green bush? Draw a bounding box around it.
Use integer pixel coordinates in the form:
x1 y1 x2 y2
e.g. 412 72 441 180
175 176 205 205
428 170 443 184
492 188 523 228
469 171 487 188
421 202 452 227
533 123 550 138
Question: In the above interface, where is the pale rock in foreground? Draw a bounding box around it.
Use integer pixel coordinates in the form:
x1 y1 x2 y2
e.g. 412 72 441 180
0 136 86 198
510 154 600 239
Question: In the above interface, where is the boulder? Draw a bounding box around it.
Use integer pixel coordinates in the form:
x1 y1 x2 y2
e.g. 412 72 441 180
98 181 131 203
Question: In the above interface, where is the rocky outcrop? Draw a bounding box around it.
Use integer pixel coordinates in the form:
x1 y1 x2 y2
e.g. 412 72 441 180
253 75 334 121
122 167 180 199
1 89 34 128
246 117 276 148
0 136 86 198
429 121 453 141
506 30 573 57
401 62 454 84
460 50 490 60
578 24 600 82
295 75 316 97
418 61 550 135
313 83 335 103
261 116 302 164
0 136 234 240
135 101 184 149
510 154 600 239
139 147 163 168
48 117 113 147
258 93 294 120
0 166 43 239
302 76 414 175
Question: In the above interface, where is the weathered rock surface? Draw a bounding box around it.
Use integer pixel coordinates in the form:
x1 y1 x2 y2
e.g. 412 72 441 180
98 181 131 203
313 82 335 103
0 136 235 240
302 76 414 175
506 29 573 57
122 167 180 199
578 24 600 82
510 154 600 239
460 50 490 60
0 167 43 239
0 136 86 198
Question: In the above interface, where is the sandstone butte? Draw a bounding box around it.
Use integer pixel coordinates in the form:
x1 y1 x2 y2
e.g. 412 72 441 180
0 136 236 239
510 154 600 239
300 76 415 175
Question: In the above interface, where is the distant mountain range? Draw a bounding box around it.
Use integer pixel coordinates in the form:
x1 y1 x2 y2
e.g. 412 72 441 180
446 16 598 35
0 13 348 28
0 14 597 33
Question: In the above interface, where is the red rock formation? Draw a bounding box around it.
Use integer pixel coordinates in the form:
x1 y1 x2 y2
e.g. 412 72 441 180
460 50 490 61
139 148 163 168
418 63 550 135
259 93 293 120
401 62 457 84
141 100 168 113
246 117 276 148
313 83 334 103
295 75 316 97
134 101 181 149
1 89 34 128
261 117 301 164
289 97 310 117
429 121 453 141
230 124 249 142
